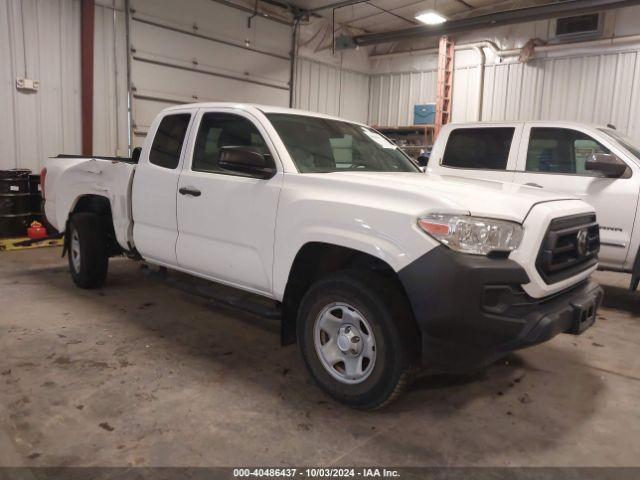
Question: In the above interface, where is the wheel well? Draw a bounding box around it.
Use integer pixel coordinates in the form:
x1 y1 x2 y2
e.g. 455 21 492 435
281 242 416 346
67 195 120 256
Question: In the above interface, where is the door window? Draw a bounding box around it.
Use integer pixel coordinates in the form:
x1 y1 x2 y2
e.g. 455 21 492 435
192 113 270 173
441 127 515 170
526 128 610 175
149 114 191 169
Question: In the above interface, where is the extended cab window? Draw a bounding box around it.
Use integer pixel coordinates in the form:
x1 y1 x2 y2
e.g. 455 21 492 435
526 128 610 174
149 114 191 169
442 128 514 170
192 113 270 173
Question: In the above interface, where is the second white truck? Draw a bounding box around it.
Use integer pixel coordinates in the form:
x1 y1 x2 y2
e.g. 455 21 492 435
43 104 602 409
428 121 640 290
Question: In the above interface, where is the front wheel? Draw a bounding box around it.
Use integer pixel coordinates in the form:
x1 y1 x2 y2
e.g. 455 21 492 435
297 270 419 410
68 213 109 289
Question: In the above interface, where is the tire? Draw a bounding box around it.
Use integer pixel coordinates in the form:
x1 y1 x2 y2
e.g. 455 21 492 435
67 213 109 289
297 269 419 410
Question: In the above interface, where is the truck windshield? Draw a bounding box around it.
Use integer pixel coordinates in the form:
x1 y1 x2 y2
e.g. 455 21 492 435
266 113 420 173
599 128 640 160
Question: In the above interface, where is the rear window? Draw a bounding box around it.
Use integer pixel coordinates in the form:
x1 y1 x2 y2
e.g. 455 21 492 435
149 114 191 169
442 127 515 170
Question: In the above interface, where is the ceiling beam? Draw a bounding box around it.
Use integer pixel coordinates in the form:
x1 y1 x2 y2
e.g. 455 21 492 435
353 0 640 46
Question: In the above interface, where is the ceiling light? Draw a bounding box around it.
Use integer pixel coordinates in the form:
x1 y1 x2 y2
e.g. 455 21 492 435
415 10 447 25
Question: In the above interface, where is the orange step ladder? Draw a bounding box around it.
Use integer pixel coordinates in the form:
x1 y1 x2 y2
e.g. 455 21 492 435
435 36 454 138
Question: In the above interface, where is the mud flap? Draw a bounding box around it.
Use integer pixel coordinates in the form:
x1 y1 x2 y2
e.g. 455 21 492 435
630 246 640 291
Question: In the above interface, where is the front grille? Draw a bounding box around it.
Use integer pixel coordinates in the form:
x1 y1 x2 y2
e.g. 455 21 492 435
536 213 600 284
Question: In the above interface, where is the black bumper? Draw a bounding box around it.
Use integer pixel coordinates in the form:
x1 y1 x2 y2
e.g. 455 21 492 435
398 246 603 374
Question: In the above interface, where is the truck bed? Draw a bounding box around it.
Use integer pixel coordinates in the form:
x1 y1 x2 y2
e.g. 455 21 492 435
44 156 137 250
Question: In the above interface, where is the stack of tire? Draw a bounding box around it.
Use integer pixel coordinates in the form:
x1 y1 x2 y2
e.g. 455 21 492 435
0 169 55 238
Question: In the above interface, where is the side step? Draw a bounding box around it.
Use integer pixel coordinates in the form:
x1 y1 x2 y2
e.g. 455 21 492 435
140 264 282 320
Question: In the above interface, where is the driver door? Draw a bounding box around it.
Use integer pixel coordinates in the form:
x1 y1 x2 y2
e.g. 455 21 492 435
176 108 283 296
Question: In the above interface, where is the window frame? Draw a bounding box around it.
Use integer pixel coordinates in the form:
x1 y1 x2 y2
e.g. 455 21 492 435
147 112 193 170
516 124 634 179
439 126 520 172
184 108 281 178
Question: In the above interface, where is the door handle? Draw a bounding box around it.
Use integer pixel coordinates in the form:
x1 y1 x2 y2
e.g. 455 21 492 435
179 187 201 197
524 182 543 188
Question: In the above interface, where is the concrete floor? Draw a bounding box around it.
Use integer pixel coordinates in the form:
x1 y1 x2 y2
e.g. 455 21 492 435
1 247 639 467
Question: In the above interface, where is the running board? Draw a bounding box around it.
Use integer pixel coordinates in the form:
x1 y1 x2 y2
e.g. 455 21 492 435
140 265 282 320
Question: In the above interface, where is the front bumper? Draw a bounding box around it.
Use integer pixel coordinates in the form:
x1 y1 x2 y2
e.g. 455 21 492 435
398 246 603 374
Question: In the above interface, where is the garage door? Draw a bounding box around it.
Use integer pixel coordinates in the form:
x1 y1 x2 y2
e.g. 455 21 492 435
129 0 292 146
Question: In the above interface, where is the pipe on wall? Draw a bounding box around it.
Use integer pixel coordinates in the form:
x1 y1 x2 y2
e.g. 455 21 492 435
369 34 640 61
471 46 485 121
81 0 95 156
125 0 133 154
289 17 301 107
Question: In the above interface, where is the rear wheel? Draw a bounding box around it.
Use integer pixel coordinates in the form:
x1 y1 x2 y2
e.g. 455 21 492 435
68 213 108 289
297 270 418 410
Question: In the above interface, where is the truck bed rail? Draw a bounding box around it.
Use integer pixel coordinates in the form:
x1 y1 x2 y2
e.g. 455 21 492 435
54 154 137 164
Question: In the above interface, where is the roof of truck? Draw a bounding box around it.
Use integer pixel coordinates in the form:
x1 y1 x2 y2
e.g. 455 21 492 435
163 102 367 126
445 120 610 130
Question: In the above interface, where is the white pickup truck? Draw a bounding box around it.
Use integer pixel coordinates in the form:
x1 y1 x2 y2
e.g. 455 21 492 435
43 104 602 409
428 121 640 290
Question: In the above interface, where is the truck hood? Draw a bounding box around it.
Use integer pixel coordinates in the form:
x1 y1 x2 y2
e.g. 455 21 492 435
309 171 577 223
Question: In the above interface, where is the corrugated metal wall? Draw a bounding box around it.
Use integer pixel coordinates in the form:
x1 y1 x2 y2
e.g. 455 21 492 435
4 2 640 169
368 70 437 126
468 51 640 141
93 0 129 157
129 0 292 145
293 57 370 124
0 0 127 172
367 40 640 145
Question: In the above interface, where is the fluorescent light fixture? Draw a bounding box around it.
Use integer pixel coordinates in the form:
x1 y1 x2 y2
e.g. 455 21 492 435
415 10 447 25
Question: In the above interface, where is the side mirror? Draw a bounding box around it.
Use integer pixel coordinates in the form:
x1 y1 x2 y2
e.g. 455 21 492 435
219 146 276 179
585 153 628 178
417 152 430 168
131 147 142 163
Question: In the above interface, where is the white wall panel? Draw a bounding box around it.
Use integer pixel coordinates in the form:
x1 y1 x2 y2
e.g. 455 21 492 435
132 60 289 132
0 0 126 171
368 70 436 126
368 46 640 143
132 0 290 57
450 66 481 122
293 57 369 124
94 1 129 156
129 0 292 144
0 0 80 172
448 48 640 144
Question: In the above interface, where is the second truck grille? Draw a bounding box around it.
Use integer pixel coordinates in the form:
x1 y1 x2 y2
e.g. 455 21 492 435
536 213 600 284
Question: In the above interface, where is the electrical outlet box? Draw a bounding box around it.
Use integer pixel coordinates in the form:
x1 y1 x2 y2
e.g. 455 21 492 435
335 35 357 50
16 77 39 92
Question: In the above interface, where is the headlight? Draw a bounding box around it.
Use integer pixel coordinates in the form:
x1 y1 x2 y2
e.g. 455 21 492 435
418 214 523 255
